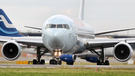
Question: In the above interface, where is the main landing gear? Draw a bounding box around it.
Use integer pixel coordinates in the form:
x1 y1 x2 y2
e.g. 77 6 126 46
33 47 49 64
90 47 110 65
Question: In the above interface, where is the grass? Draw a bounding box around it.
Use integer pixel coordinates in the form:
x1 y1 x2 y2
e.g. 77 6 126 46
0 60 135 76
0 68 135 76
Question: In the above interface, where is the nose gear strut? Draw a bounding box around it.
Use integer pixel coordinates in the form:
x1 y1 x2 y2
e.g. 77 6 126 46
49 49 62 65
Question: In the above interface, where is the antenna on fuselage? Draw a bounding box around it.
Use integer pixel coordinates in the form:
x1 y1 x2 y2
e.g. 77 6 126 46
79 0 84 20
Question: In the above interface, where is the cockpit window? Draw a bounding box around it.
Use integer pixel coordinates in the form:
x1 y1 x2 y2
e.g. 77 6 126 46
45 24 70 29
45 24 50 29
63 24 70 29
57 24 63 28
49 24 55 28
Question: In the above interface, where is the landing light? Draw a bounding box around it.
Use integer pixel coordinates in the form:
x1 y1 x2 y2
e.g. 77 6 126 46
59 52 62 56
53 49 62 57
54 52 57 56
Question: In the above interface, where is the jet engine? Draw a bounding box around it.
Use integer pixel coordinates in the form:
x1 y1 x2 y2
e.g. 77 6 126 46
60 54 77 62
1 41 21 61
85 57 98 63
113 42 133 62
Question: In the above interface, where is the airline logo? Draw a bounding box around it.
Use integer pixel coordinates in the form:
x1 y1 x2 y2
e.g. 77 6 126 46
0 15 14 28
73 20 85 27
0 9 22 36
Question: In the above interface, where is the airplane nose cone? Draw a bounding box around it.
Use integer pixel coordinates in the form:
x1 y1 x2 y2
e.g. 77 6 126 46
43 29 76 53
47 30 65 49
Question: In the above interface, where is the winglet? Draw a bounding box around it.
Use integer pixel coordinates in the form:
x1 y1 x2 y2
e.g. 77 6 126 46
79 0 85 20
0 9 23 37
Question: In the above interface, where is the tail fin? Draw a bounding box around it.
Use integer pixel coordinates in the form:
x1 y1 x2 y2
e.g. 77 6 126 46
0 9 23 37
78 0 84 20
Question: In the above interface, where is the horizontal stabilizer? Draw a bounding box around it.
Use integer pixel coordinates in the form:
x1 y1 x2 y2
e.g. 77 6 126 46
24 25 42 30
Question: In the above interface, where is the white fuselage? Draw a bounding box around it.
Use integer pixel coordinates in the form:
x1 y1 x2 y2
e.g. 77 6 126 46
42 15 95 54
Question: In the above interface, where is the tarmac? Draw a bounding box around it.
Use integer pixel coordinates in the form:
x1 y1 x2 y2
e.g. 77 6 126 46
0 57 134 68
0 64 135 68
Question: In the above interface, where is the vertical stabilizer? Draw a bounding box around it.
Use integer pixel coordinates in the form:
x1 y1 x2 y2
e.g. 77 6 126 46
0 9 23 37
79 0 84 20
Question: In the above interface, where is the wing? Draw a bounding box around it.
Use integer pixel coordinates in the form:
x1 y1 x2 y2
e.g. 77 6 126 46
0 36 44 47
18 37 44 46
84 38 119 49
76 38 119 59
84 38 135 49
95 27 135 36
76 38 135 63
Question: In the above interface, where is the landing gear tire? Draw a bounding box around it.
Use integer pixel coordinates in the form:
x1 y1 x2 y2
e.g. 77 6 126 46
33 59 45 64
66 62 74 65
97 60 102 65
54 60 57 65
50 59 57 65
50 59 62 65
58 61 62 65
104 60 109 65
97 60 110 65
33 59 37 64
49 59 53 65
40 59 45 64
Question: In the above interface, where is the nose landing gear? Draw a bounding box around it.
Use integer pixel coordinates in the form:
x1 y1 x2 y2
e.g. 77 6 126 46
50 58 62 65
49 49 62 65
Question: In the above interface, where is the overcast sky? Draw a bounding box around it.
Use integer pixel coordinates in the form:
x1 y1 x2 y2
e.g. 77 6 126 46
1 0 135 35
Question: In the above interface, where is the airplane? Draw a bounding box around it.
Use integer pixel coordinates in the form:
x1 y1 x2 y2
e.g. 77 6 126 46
0 0 135 65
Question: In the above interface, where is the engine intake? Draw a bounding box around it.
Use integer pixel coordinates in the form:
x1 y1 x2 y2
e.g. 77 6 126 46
1 41 21 61
113 42 133 62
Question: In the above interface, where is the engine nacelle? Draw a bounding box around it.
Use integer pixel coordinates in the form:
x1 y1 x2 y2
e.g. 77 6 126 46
85 57 98 63
113 42 133 62
1 41 21 61
60 54 77 62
